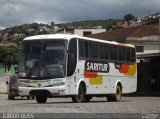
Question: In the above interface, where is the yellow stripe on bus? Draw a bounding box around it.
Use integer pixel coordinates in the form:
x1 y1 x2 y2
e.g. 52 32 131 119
89 75 103 85
125 64 137 76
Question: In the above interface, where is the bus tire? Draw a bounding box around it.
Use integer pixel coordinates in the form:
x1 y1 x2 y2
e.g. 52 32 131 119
72 84 85 103
107 84 122 102
27 96 30 100
115 84 122 101
31 96 35 100
85 96 92 102
36 96 47 103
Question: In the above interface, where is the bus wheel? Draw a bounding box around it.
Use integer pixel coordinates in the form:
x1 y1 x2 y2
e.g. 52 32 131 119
85 96 92 102
115 84 122 101
31 96 35 100
36 96 47 103
107 84 122 102
27 96 30 100
72 84 85 103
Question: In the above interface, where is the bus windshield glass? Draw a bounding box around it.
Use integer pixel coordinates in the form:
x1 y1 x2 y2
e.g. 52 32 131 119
18 39 67 79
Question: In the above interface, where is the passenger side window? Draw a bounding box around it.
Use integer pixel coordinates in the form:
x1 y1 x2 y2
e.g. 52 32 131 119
131 48 136 63
67 39 77 76
118 46 125 62
105 44 109 60
79 39 87 58
109 45 117 61
126 47 131 63
100 44 105 59
92 42 99 59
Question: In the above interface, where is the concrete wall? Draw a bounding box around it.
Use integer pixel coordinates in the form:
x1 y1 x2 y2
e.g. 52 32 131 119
133 42 160 55
127 35 160 54
74 29 106 36
0 75 8 93
143 43 160 53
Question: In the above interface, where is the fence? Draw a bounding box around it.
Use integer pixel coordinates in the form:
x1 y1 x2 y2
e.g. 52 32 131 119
0 65 17 75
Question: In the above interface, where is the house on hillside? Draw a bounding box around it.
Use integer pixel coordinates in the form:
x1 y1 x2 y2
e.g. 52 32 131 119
74 29 106 36
88 23 160 93
116 21 130 28
144 12 160 19
144 12 160 25
57 28 106 36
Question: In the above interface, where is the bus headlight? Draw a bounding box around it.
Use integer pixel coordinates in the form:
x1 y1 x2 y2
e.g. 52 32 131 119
52 82 65 87
18 72 26 77
19 82 28 87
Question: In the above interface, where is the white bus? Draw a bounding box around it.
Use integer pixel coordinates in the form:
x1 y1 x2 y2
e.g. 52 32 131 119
18 34 137 103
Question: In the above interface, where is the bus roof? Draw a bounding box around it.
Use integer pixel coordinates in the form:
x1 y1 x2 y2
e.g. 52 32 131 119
23 33 135 48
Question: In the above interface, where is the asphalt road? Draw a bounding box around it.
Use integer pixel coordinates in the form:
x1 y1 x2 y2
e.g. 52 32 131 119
0 94 159 113
0 94 160 118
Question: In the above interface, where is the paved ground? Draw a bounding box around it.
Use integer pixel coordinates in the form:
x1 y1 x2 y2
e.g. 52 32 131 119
0 94 160 114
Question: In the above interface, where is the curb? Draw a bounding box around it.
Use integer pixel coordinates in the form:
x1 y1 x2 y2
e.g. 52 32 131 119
0 92 7 94
123 92 160 97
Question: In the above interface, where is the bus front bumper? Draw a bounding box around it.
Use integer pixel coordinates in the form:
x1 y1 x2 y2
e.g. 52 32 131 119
19 86 66 97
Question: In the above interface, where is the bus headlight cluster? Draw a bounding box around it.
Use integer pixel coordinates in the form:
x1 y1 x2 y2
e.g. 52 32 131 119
19 82 28 87
52 82 65 87
18 72 26 77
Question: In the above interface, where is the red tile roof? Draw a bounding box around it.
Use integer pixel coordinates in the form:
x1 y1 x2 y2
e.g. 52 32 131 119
137 52 160 58
88 24 159 41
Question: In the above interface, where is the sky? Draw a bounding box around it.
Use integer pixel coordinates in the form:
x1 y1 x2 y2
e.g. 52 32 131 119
0 0 160 29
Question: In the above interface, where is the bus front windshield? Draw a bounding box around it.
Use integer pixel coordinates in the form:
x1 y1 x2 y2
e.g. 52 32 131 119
18 39 67 79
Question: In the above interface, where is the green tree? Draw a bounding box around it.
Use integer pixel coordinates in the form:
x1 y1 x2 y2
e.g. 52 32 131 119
0 44 19 66
124 14 135 21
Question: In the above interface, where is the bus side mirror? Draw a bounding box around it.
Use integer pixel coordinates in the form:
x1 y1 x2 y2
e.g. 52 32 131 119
6 81 9 85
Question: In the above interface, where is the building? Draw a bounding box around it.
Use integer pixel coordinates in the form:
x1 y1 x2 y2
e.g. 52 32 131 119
144 12 160 19
130 17 143 27
74 29 106 36
116 21 130 28
88 23 160 93
144 12 160 25
57 28 106 36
